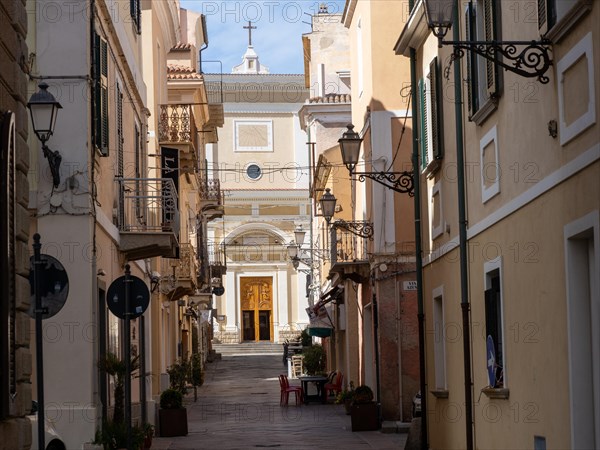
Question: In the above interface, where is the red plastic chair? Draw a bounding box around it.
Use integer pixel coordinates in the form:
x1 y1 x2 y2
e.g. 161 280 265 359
325 372 344 399
279 374 303 406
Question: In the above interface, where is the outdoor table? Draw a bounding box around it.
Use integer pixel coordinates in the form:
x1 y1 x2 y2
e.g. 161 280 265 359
298 375 328 404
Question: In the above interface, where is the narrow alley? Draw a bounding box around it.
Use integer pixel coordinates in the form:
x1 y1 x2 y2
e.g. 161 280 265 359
152 353 408 450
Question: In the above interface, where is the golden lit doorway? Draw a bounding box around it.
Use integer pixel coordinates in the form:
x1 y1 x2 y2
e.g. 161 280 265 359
240 277 273 342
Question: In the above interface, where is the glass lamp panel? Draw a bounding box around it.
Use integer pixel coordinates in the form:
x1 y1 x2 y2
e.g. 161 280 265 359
424 0 455 29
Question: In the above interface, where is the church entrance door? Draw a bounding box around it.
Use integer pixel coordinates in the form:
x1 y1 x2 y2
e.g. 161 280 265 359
240 277 273 342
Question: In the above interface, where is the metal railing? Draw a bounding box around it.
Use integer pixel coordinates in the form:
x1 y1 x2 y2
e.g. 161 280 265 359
174 243 198 281
198 177 223 205
115 178 179 233
158 104 198 148
330 224 370 265
208 241 226 267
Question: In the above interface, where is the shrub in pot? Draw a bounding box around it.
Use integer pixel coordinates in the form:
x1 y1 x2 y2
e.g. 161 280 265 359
159 389 188 437
302 344 326 375
350 385 379 432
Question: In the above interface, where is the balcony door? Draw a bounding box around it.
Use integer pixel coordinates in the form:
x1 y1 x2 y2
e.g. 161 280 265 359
240 277 273 342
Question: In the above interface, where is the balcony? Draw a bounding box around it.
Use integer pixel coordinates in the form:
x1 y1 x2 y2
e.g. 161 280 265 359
163 243 198 301
198 177 224 221
330 222 370 283
208 241 227 279
158 104 199 151
116 178 179 260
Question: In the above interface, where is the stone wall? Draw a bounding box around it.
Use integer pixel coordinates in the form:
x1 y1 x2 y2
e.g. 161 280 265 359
0 0 32 448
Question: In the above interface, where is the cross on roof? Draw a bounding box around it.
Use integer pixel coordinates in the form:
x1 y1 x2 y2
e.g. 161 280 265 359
243 21 257 46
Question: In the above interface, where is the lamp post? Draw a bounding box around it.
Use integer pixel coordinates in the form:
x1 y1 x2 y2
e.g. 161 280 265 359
338 125 414 196
422 0 553 83
318 188 337 223
27 82 63 187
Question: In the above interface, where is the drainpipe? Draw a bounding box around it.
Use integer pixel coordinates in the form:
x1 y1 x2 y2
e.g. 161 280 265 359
451 5 474 449
409 48 427 450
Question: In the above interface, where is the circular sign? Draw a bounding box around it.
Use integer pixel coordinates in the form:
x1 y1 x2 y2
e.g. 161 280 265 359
213 286 225 296
107 275 150 320
28 255 69 319
486 335 496 387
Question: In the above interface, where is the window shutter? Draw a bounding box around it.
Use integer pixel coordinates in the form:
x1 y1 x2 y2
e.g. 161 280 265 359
117 85 123 176
95 32 109 156
430 57 444 161
418 78 428 170
483 0 498 97
465 3 478 117
131 0 141 34
538 0 556 35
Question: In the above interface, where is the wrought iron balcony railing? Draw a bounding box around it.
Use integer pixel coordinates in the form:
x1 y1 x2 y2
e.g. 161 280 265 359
158 104 198 149
174 243 198 282
330 222 370 265
198 178 223 205
115 178 179 234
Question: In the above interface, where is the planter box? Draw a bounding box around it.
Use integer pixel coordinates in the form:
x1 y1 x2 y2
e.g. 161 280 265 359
350 402 380 432
159 408 188 437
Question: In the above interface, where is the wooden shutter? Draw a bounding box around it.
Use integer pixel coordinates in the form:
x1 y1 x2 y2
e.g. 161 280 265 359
465 3 478 117
94 32 109 156
430 57 444 161
117 85 123 176
538 0 556 35
131 0 141 34
483 0 498 97
418 78 428 170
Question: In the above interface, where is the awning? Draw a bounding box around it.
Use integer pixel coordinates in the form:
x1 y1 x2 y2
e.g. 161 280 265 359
308 327 333 337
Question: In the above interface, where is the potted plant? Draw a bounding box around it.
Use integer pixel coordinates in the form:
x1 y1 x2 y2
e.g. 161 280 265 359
142 423 154 449
302 344 326 375
167 357 191 396
335 381 355 414
159 388 188 437
92 420 145 450
97 352 140 425
350 385 379 432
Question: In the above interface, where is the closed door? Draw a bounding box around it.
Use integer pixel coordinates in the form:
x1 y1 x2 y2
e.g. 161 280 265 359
240 277 273 341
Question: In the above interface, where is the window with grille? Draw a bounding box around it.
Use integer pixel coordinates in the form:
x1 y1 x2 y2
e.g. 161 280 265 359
485 267 504 388
130 0 141 34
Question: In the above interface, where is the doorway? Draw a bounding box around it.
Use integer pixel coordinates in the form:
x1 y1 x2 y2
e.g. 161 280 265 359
240 277 273 342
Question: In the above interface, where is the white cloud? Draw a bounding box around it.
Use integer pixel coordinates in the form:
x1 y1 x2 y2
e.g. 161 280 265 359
180 0 346 74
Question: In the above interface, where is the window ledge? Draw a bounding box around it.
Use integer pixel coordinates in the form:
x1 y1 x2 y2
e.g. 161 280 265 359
546 0 592 44
431 389 449 399
423 158 442 179
481 387 509 399
470 97 498 126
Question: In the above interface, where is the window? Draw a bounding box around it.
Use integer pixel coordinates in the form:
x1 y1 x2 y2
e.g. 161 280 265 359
432 287 447 390
538 0 579 34
246 164 262 180
0 112 16 419
484 260 504 388
466 0 501 123
130 0 141 34
419 57 444 173
357 18 363 97
94 32 109 156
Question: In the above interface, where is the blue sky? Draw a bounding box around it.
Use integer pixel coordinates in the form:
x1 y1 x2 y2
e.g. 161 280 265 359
180 1 347 74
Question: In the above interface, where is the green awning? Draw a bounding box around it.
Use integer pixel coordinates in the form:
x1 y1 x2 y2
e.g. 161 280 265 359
308 327 332 338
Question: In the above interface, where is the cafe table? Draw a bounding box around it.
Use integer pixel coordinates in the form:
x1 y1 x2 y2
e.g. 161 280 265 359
298 375 328 404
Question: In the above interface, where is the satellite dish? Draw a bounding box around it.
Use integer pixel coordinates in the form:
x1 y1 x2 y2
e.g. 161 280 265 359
28 255 69 319
486 335 496 387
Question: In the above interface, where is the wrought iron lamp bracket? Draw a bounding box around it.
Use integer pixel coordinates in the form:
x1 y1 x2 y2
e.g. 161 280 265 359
350 169 414 197
333 220 375 240
41 144 62 188
444 39 553 84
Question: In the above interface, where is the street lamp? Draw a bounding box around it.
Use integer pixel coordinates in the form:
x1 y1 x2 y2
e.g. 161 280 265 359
319 188 337 223
338 125 414 196
27 83 63 187
422 0 553 84
317 188 374 240
294 226 306 247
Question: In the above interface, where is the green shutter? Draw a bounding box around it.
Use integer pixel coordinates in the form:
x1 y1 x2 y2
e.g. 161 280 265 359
418 78 428 171
538 0 556 34
430 57 444 161
465 3 478 117
94 32 109 156
483 0 498 97
117 85 123 175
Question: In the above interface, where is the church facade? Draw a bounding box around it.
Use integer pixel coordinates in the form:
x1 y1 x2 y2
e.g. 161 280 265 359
204 33 311 345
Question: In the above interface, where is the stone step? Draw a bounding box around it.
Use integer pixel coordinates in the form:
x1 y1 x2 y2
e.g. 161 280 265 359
212 342 285 355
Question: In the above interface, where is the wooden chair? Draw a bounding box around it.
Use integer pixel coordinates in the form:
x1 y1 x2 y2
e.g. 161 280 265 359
291 355 303 378
278 374 303 406
325 372 344 399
